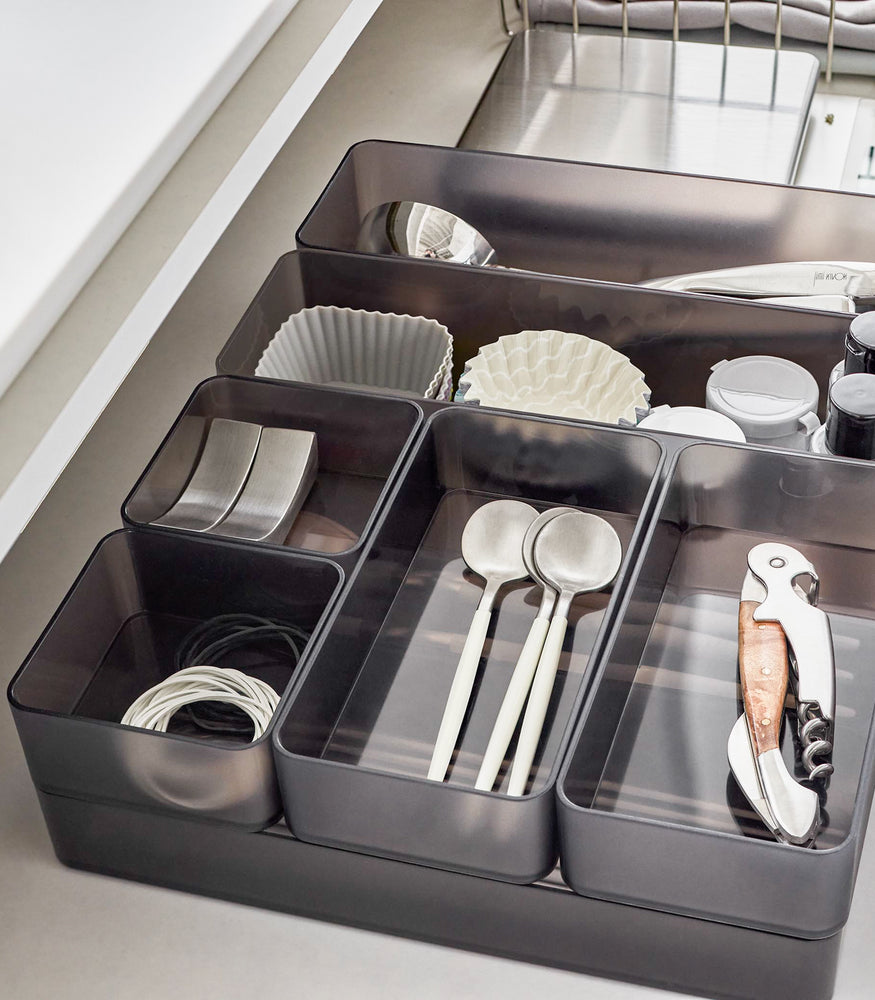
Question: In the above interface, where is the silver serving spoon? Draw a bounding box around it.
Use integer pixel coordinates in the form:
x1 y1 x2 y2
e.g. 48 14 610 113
357 201 498 267
428 499 538 782
507 510 623 796
640 261 875 309
475 506 571 791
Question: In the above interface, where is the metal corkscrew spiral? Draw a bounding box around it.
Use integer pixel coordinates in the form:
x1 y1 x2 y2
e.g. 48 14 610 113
798 704 834 781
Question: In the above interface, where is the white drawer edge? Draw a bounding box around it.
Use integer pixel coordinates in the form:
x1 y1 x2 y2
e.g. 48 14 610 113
0 0 384 566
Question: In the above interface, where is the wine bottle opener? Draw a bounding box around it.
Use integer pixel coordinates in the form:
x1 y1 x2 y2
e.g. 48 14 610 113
727 542 836 846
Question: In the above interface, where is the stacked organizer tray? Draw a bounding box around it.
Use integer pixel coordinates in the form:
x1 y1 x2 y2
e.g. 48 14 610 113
11 142 875 1000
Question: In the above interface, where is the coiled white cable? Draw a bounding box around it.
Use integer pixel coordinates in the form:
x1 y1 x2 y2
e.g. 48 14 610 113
121 665 280 741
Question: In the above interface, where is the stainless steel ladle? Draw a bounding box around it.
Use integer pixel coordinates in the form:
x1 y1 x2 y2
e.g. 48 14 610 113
357 201 497 267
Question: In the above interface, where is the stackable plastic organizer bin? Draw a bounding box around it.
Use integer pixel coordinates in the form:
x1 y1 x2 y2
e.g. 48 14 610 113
9 529 345 831
557 442 875 939
122 377 425 566
295 140 875 293
271 404 663 882
10 140 875 1000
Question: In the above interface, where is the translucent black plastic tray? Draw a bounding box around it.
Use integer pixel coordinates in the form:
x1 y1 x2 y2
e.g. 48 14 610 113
272 405 664 882
217 249 850 410
123 376 423 565
39 788 842 1000
9 528 342 829
296 139 875 296
559 443 875 937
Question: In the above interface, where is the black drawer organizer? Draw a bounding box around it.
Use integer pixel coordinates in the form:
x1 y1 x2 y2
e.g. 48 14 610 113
10 143 875 1000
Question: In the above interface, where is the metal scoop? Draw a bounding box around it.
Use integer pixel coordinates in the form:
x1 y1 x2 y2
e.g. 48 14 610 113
475 506 569 791
507 510 622 796
428 499 538 782
357 201 497 266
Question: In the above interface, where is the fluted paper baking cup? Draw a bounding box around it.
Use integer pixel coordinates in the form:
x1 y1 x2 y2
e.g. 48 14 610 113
256 306 453 399
457 329 650 424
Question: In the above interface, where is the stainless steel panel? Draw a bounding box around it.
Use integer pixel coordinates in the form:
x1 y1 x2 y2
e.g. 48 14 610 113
153 417 261 532
213 427 318 544
460 29 819 184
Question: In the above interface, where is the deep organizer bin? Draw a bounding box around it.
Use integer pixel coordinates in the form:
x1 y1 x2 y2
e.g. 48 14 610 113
558 442 875 937
123 376 422 562
296 139 875 293
272 405 663 882
217 249 850 416
8 528 342 829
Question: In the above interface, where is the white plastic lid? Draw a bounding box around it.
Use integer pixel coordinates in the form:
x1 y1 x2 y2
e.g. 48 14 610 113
706 356 819 440
637 405 746 442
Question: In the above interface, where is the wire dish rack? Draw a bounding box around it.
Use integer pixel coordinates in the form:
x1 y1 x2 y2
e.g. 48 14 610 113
482 1 875 192
498 1 841 77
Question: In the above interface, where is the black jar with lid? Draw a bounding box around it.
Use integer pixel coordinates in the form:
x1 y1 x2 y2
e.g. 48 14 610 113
813 373 875 459
844 312 875 374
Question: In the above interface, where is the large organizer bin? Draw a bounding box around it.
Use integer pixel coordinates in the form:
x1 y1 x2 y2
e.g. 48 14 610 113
558 442 875 938
8 528 343 830
295 139 875 294
217 249 851 413
271 405 664 882
123 377 423 563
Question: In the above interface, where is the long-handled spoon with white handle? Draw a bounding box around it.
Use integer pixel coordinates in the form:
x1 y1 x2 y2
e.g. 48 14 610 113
507 510 622 796
428 499 539 782
475 506 571 791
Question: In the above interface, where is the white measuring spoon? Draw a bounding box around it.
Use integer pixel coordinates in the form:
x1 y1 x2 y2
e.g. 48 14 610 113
475 506 571 791
428 499 538 782
507 510 622 796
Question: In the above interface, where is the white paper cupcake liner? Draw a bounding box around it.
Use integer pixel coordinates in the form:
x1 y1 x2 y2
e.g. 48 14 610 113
256 306 453 400
456 329 651 425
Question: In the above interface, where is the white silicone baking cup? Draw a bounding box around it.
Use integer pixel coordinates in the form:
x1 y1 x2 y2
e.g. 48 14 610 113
435 356 454 401
256 306 453 400
457 329 650 425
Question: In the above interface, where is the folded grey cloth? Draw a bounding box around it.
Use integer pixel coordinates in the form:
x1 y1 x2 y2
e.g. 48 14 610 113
529 1 875 50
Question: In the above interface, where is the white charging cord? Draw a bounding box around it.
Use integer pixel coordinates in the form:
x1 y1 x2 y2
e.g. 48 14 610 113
121 665 280 741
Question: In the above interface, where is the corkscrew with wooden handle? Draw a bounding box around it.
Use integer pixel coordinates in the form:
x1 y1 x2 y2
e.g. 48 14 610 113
727 542 835 846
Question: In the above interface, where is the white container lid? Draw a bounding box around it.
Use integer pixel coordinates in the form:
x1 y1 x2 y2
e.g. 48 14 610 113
706 356 819 440
637 405 746 442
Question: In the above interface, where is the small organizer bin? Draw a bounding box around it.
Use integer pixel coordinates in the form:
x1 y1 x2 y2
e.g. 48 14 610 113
123 376 422 561
8 528 343 829
217 249 850 409
557 442 875 937
272 405 664 882
296 139 875 291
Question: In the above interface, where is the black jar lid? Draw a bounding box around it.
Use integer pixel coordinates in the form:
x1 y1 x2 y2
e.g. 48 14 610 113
844 312 875 374
826 373 875 459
